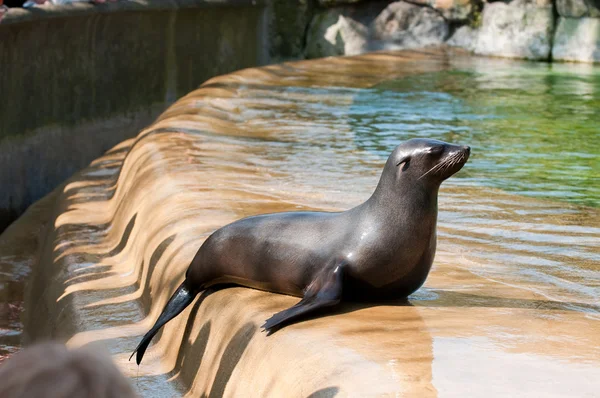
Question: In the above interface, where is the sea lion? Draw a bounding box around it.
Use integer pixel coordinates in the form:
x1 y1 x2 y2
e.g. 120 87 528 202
131 138 470 364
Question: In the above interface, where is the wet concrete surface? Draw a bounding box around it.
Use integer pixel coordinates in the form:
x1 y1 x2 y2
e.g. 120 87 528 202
0 48 598 396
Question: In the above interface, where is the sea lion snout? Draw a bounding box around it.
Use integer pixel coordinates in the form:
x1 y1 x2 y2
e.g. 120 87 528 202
455 145 471 161
449 144 470 161
436 143 470 180
393 139 470 183
458 144 471 161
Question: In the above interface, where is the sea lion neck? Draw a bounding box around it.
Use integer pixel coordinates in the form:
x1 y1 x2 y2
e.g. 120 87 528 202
365 182 439 217
364 163 440 215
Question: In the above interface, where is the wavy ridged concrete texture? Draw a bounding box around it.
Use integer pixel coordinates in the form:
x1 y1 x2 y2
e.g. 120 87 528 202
0 0 266 231
2 48 599 396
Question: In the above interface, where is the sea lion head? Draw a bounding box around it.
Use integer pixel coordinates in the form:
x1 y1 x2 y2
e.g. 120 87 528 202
389 138 470 185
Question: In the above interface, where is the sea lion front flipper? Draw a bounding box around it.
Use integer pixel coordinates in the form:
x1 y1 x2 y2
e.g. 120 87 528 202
261 259 346 335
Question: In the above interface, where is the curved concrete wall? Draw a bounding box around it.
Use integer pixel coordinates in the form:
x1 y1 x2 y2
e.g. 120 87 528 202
16 50 453 396
0 0 268 231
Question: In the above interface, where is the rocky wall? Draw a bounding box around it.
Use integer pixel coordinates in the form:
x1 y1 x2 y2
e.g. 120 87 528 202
304 0 600 63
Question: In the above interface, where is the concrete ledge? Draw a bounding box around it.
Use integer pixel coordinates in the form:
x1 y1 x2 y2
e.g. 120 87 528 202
0 0 267 231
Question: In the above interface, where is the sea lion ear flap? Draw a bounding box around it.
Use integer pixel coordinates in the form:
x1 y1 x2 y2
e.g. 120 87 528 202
396 155 410 171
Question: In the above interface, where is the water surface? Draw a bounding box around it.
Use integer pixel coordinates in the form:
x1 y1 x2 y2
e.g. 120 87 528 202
355 63 600 207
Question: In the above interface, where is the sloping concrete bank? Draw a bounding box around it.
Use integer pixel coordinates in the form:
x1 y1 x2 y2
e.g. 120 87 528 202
8 48 599 396
0 0 268 232
18 49 459 396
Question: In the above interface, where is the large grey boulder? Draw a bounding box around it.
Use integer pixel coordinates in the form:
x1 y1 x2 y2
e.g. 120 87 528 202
556 0 600 18
473 0 554 61
553 17 600 63
319 0 479 20
305 1 449 59
447 25 477 51
370 2 449 50
305 6 375 58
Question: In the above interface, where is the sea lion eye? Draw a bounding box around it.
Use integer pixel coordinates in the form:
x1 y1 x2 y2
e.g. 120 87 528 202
396 156 410 170
427 146 444 156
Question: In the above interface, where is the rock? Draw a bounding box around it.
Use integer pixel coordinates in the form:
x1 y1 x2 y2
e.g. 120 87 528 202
556 0 589 17
369 2 449 51
306 1 449 59
318 0 479 21
305 8 369 58
407 0 479 21
305 1 390 59
447 25 477 51
556 0 600 18
473 0 554 61
552 17 600 63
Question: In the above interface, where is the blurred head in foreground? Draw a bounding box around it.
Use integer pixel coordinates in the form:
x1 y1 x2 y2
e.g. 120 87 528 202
0 4 7 24
0 342 137 398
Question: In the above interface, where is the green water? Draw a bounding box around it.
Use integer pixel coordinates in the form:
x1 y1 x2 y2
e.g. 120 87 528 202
349 63 600 207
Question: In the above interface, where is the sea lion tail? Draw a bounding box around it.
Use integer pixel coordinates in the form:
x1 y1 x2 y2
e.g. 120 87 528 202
130 281 198 365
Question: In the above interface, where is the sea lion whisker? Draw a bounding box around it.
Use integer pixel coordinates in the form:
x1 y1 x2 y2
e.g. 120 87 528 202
446 156 458 170
418 159 446 180
419 164 442 179
419 152 458 180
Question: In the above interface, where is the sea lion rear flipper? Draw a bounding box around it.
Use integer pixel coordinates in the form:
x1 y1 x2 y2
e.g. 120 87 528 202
261 259 346 334
130 282 198 365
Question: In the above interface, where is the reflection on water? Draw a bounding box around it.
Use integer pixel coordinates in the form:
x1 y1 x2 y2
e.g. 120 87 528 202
350 63 600 207
0 50 599 395
0 194 54 364
0 291 21 363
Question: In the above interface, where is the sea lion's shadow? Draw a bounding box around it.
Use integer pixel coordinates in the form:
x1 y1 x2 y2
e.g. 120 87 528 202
269 288 600 333
265 297 414 335
159 286 598 394
168 289 259 397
